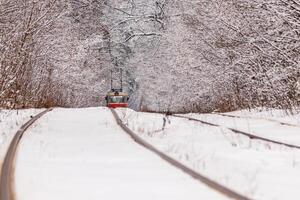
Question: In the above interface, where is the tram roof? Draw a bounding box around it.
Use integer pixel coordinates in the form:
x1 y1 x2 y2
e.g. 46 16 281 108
107 91 128 96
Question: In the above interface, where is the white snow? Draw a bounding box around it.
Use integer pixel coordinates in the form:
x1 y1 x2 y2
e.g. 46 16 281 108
14 107 228 200
182 111 300 146
0 109 43 168
227 108 300 126
117 108 300 200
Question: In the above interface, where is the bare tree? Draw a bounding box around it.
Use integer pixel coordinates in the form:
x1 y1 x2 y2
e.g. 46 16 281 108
0 0 66 108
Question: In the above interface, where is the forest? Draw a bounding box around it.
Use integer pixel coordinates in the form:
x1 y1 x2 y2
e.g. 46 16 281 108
0 0 299 112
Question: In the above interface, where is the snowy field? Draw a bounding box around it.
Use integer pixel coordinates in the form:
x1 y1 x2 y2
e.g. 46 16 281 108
0 109 43 170
117 108 300 200
228 108 300 125
184 109 300 146
2 107 300 200
14 108 227 200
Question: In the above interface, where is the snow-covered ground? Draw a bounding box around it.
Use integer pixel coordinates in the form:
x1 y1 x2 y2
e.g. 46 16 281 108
228 108 300 121
220 108 300 127
14 107 227 200
117 108 300 200
2 107 299 200
182 109 300 146
0 109 43 170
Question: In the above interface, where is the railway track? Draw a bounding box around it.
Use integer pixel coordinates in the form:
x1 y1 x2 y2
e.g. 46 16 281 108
110 109 250 200
0 109 52 200
172 114 300 149
5 108 288 200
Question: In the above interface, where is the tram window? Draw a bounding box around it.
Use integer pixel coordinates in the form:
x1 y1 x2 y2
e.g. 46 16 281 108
109 96 127 103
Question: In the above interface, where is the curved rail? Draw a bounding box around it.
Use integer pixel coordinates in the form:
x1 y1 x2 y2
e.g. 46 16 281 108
110 109 249 200
173 114 300 149
0 108 52 200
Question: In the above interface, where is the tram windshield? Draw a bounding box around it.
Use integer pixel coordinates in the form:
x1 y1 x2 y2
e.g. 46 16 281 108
108 96 127 103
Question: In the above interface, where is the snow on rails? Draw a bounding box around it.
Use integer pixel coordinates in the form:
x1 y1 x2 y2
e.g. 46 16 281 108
111 109 249 200
3 107 300 200
118 108 300 199
1 108 245 200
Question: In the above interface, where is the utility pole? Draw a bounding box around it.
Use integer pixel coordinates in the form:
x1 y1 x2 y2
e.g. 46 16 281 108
120 68 123 92
110 70 113 90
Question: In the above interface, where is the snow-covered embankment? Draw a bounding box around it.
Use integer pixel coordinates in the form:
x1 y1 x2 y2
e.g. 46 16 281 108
116 108 300 200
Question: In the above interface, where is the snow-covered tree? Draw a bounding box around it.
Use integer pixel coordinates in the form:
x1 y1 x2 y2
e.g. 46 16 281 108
1 0 299 111
0 0 66 108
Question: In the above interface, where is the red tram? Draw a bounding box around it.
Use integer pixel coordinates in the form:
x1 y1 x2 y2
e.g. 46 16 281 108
106 69 129 108
105 89 129 108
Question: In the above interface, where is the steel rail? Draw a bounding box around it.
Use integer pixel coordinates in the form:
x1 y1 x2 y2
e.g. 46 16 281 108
0 108 52 200
173 114 300 149
110 109 250 200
